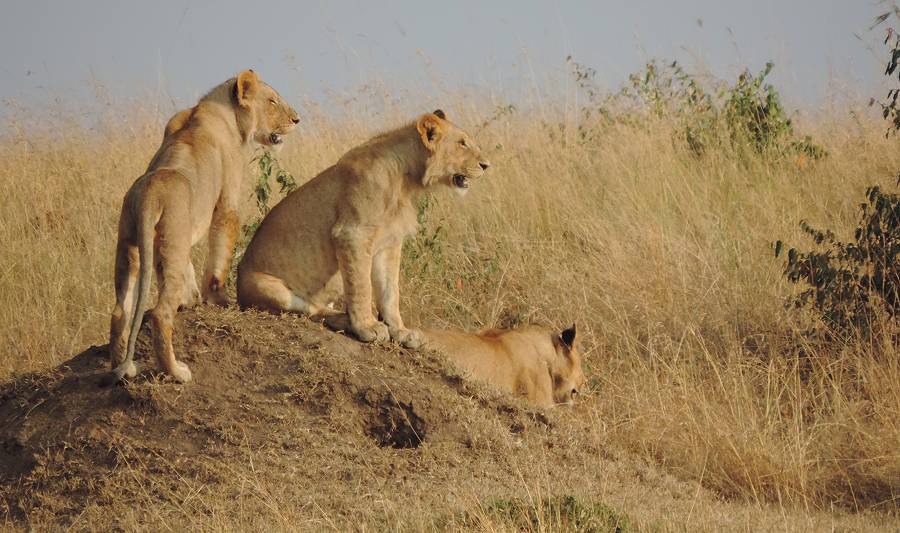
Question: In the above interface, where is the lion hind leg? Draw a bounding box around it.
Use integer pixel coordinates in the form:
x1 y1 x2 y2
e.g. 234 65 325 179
152 275 193 383
150 199 193 383
109 238 140 370
238 270 315 315
202 207 239 307
180 259 200 309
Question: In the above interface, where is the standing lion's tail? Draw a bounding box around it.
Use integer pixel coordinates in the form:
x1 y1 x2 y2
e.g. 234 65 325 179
110 200 157 382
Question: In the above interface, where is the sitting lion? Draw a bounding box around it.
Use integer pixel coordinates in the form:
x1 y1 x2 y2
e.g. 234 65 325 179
236 110 490 348
423 324 585 407
108 70 299 383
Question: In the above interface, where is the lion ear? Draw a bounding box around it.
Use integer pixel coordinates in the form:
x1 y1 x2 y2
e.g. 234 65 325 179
235 69 259 107
416 112 445 151
559 324 577 350
432 109 447 120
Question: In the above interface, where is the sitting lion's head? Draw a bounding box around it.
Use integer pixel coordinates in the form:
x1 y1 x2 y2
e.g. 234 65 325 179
232 69 300 147
551 325 586 406
417 109 491 195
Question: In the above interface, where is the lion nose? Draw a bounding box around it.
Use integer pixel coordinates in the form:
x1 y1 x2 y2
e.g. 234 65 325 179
479 161 490 171
291 116 300 124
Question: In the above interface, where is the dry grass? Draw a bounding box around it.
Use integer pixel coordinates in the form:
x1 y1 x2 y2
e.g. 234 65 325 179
403 108 900 512
1 84 899 527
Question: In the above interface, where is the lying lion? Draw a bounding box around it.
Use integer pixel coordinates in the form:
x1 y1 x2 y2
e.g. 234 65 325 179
108 70 299 383
237 110 490 348
423 324 585 407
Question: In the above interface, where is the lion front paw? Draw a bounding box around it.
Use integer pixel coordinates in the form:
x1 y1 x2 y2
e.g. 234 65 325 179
324 313 390 344
169 361 193 383
390 327 424 349
323 312 351 332
352 321 390 344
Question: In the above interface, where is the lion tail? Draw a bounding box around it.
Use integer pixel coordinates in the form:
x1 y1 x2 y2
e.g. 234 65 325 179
110 196 157 382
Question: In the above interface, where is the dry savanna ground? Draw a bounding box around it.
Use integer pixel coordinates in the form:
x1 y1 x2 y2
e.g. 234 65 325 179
1 80 900 531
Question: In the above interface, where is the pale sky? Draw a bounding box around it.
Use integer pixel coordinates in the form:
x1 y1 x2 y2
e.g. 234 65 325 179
0 1 891 119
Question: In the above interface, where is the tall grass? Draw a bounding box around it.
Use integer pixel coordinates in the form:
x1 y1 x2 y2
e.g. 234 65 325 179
1 78 898 512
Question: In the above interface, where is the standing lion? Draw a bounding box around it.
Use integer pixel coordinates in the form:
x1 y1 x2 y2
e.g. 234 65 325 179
108 70 299 383
237 110 490 348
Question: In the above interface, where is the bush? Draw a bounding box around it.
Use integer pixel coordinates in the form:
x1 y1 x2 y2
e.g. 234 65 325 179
724 62 825 160
463 495 631 533
228 150 297 285
775 9 900 340
401 194 446 277
876 14 900 132
571 58 825 160
776 183 900 338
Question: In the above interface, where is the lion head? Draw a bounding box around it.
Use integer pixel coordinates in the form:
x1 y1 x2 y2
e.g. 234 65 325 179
417 109 491 195
551 325 586 406
232 69 300 147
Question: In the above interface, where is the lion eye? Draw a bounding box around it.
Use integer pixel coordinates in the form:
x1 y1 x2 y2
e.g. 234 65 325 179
571 388 578 397
458 139 467 147
269 98 278 106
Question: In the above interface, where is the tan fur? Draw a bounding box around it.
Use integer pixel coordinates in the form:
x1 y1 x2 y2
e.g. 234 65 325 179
162 107 193 138
108 70 299 383
237 110 490 348
423 325 585 407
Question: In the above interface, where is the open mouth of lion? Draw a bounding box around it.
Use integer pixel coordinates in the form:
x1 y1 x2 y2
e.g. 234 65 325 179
452 174 470 189
269 132 284 145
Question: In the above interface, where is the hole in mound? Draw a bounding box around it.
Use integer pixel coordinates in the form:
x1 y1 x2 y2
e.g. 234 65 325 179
369 400 427 449
0 437 34 478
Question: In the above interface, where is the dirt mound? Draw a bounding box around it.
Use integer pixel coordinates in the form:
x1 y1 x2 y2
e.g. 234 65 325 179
0 307 592 528
4 306 874 531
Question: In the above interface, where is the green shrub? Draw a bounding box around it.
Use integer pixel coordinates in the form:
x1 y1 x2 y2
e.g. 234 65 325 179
723 62 789 153
248 151 297 218
775 8 900 340
776 183 900 338
401 194 446 277
875 10 900 132
228 150 297 286
570 57 825 160
464 495 631 533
